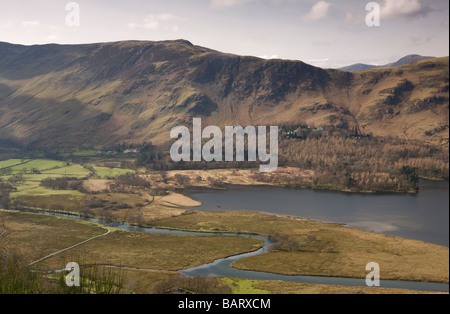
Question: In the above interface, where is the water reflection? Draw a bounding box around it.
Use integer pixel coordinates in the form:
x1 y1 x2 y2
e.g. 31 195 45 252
185 180 449 246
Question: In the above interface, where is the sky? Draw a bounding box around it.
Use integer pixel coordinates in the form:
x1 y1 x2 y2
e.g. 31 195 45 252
0 0 448 68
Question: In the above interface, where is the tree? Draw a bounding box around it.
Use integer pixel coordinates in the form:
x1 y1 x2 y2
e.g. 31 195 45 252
0 251 48 294
344 172 354 189
0 190 10 209
401 166 419 190
174 174 191 186
110 173 151 191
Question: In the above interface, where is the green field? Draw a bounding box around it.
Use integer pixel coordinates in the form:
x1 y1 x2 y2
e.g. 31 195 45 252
1 159 88 197
62 149 98 157
41 165 91 177
92 166 134 179
0 159 29 169
0 158 133 201
8 159 67 173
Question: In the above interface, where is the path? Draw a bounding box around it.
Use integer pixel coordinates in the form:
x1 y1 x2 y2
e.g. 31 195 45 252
28 226 111 266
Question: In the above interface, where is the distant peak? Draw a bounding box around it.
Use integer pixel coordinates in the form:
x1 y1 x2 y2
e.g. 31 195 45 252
339 54 435 71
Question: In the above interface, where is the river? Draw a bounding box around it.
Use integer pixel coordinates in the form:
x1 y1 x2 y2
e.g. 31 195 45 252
14 210 448 292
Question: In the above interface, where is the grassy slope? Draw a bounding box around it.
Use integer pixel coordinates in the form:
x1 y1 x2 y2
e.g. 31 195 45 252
0 41 447 148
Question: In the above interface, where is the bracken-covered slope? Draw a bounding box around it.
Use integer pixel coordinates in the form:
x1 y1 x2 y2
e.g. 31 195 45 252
0 40 448 148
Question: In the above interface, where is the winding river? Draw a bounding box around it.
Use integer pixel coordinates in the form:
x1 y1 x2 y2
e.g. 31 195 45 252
15 204 449 293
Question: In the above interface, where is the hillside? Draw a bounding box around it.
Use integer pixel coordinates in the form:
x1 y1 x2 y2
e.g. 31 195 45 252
0 40 448 149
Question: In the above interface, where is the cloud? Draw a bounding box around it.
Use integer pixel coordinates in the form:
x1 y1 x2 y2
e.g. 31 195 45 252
302 1 332 22
409 35 435 46
343 12 365 25
128 14 181 31
211 0 302 8
342 0 435 26
0 20 13 30
306 57 330 68
46 35 61 42
258 54 280 59
380 0 433 19
307 58 329 62
21 21 40 28
210 0 257 9
311 40 331 47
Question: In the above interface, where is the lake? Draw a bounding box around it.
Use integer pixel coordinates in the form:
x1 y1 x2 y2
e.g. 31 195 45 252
6 180 448 292
185 180 449 247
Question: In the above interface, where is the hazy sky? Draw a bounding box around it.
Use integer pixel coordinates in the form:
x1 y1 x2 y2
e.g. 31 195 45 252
0 0 448 68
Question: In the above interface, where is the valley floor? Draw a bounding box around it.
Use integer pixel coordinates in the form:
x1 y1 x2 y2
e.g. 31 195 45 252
0 158 448 294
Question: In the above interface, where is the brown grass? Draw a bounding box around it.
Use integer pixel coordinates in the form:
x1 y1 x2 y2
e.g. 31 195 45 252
0 210 262 273
38 230 262 271
0 210 106 261
82 179 112 192
163 167 315 188
252 280 447 294
150 210 449 283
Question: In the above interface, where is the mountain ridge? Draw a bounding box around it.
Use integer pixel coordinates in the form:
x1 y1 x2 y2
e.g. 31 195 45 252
338 54 435 72
0 40 448 149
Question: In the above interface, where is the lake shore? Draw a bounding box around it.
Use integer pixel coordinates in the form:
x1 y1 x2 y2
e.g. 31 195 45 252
161 167 427 194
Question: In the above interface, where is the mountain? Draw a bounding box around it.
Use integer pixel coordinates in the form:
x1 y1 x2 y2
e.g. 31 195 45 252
386 54 435 67
0 40 448 149
339 54 435 72
338 63 378 72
